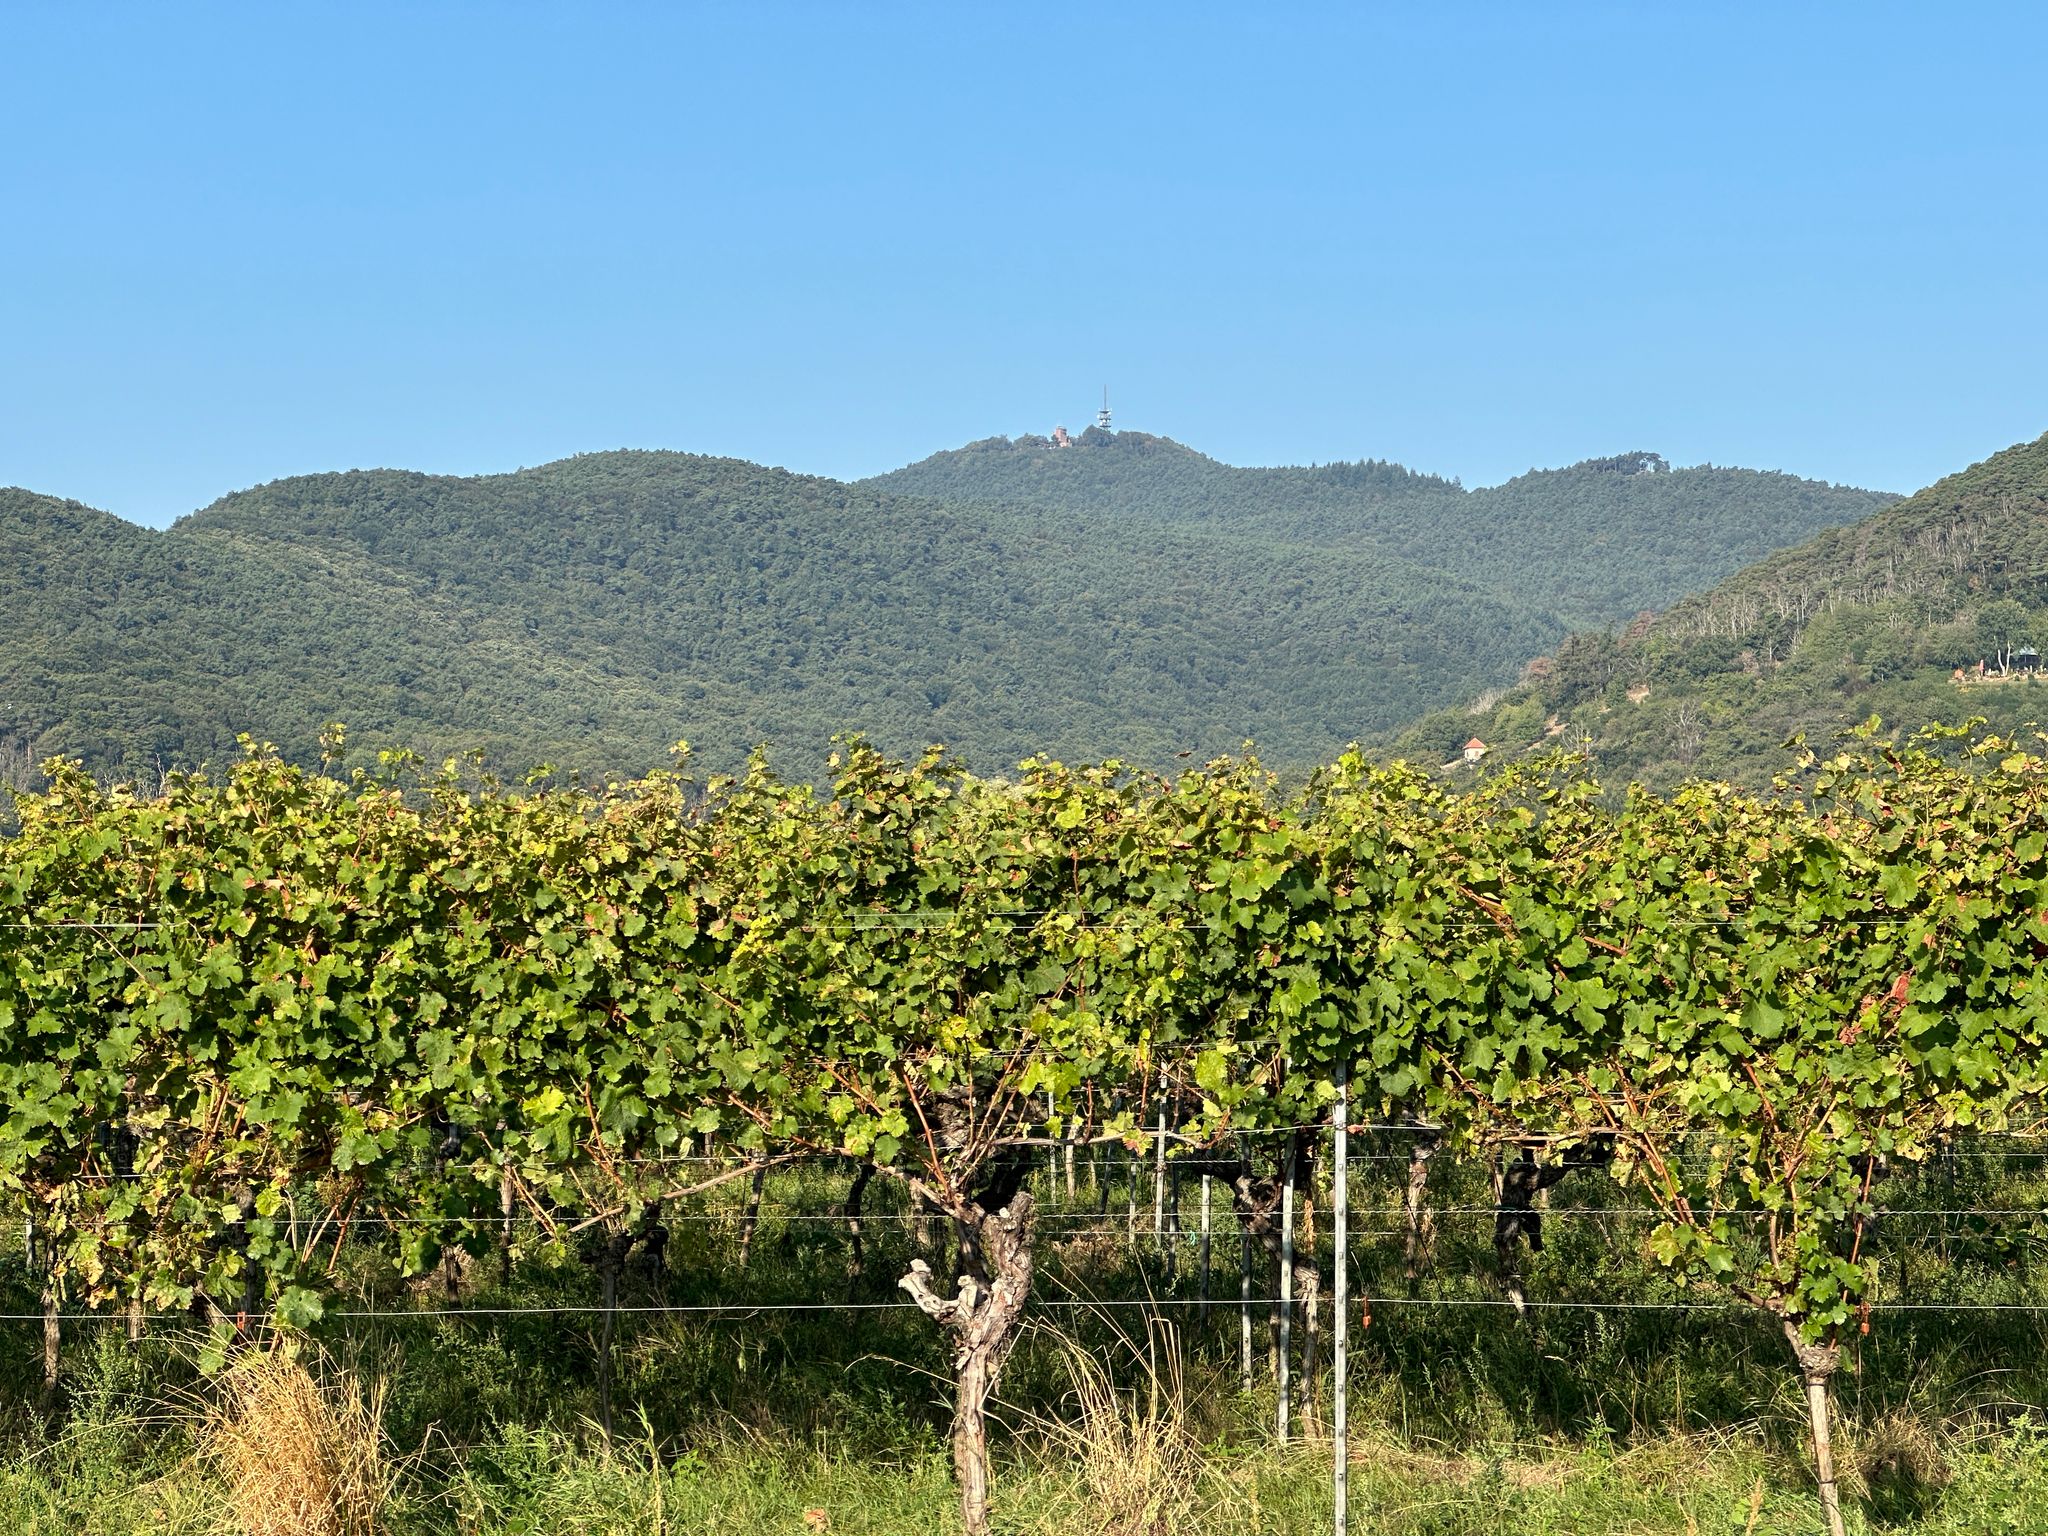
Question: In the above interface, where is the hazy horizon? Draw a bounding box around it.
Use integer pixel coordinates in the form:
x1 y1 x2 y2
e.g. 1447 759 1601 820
5 426 1927 533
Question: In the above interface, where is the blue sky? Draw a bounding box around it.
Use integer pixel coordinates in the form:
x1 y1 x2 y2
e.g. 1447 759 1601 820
4 2 2045 526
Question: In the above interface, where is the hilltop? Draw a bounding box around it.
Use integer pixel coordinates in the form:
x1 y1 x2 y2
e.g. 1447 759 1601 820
868 432 1892 630
3 450 1549 782
1391 429 2048 785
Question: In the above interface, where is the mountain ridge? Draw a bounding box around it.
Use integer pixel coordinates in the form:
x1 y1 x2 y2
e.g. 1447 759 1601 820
867 433 1894 630
1 432 1900 787
1392 429 2048 786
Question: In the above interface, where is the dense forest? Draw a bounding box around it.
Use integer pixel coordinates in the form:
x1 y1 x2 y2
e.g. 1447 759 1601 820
1 433 1890 788
1393 429 2048 786
869 431 1893 630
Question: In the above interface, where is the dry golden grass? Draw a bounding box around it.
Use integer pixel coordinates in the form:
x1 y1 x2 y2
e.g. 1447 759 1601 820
197 1340 393 1536
1022 1314 1209 1536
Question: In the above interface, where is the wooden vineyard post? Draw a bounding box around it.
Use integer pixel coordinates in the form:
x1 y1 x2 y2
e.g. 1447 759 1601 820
495 1121 516 1287
1404 1127 1438 1290
236 1183 262 1323
1166 1162 1182 1289
115 1128 144 1341
1054 1090 1076 1201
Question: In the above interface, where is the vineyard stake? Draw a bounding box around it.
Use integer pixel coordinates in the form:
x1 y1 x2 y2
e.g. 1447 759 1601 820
1153 1069 1168 1251
498 1164 516 1285
1167 1161 1182 1289
1332 1064 1350 1536
739 1163 767 1267
1061 1089 1077 1201
1239 1228 1253 1393
1277 1131 1296 1445
1199 1173 1213 1311
1126 1150 1138 1244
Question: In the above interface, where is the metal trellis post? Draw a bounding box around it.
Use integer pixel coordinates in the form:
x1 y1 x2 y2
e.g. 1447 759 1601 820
1333 1065 1350 1536
1277 1131 1296 1445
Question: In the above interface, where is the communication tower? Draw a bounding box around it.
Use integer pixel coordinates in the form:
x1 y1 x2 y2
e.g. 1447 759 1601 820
1095 386 1113 432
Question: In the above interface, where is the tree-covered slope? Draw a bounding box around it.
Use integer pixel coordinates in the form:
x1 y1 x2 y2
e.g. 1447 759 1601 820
0 486 690 782
867 434 1893 630
4 451 1557 782
1391 429 2048 787
0 428 1905 789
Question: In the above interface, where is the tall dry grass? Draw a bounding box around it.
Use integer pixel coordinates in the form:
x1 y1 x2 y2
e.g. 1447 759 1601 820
1021 1312 1210 1536
197 1340 393 1536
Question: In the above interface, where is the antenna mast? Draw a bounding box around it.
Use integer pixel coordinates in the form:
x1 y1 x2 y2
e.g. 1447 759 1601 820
1096 386 1113 432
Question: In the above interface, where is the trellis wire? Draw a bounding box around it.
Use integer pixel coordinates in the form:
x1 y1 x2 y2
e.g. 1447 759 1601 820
9 1296 2048 1326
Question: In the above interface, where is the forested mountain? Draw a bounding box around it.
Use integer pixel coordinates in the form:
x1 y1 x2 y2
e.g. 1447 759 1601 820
869 431 1893 630
1392 429 2048 787
3 452 1558 783
0 431 1895 789
0 484 687 783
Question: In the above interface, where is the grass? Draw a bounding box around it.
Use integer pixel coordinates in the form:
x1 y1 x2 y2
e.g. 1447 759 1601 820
7 1406 2046 1535
197 1344 392 1536
3 1148 2048 1533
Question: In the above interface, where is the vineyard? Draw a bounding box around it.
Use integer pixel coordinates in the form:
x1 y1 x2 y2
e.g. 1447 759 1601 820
3 727 2048 1535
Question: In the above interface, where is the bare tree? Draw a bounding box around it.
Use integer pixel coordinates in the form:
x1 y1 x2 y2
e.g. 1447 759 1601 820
1671 701 1707 765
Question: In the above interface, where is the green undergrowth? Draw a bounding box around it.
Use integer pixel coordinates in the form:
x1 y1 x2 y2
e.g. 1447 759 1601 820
4 1397 2047 1535
3 1154 2048 1531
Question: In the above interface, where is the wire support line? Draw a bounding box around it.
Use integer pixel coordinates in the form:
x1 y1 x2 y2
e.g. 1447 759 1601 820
13 1296 2048 1324
0 922 168 930
0 911 2005 935
190 1205 2048 1229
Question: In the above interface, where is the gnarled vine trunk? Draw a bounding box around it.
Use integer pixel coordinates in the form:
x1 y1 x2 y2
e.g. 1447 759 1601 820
1783 1322 1848 1536
39 1284 59 1410
591 1227 634 1441
1293 1240 1325 1437
900 1188 1036 1536
1494 1140 1616 1318
1403 1131 1439 1290
843 1162 875 1278
1229 1139 1326 1433
737 1163 767 1268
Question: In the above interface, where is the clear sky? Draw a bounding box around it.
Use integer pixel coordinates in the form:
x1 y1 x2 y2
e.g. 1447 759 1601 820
4 2 2046 527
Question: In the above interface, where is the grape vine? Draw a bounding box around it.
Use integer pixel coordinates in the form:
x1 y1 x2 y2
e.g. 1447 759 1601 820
3 725 2044 1535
